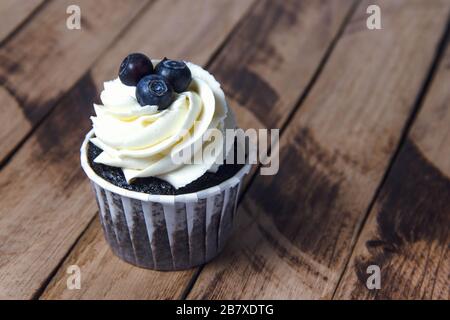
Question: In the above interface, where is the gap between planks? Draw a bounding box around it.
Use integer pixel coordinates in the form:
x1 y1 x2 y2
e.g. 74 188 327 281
0 0 157 300
0 0 156 171
0 0 155 170
179 0 361 299
332 15 450 299
0 0 49 47
31 215 97 300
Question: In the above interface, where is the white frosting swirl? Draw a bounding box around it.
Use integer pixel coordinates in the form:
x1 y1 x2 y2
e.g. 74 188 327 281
90 61 236 189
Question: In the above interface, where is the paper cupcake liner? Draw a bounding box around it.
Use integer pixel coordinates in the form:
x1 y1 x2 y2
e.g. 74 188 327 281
81 129 250 270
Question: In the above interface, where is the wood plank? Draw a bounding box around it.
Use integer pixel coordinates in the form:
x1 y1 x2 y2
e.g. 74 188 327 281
209 0 358 194
0 0 45 43
0 0 150 163
334 35 450 300
43 218 196 300
0 0 255 300
40 0 355 299
187 0 450 299
0 75 97 299
209 0 355 131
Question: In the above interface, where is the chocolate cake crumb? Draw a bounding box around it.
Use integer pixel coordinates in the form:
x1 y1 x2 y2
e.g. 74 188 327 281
87 142 244 195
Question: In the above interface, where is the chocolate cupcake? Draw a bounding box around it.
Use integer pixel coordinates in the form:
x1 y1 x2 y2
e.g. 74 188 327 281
80 54 250 270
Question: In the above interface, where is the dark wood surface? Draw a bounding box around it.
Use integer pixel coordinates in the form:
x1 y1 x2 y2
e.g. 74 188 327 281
0 0 448 300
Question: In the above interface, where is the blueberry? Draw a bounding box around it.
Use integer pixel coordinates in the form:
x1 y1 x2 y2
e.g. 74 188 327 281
155 58 192 93
119 53 153 86
136 75 173 110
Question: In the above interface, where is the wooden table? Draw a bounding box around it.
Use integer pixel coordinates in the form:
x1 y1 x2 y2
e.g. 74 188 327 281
0 0 448 300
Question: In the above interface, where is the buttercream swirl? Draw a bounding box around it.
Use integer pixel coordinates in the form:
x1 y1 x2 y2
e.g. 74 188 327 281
90 61 236 189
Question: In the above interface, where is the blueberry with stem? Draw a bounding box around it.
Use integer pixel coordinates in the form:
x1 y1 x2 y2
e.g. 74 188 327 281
155 58 192 93
136 74 174 110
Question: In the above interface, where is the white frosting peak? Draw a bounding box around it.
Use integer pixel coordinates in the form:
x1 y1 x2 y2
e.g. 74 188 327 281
90 61 236 189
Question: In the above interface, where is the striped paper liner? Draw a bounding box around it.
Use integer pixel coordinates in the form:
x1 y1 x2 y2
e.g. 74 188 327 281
81 129 250 271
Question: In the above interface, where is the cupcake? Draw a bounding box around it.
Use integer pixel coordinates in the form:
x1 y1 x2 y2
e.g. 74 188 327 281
80 53 250 270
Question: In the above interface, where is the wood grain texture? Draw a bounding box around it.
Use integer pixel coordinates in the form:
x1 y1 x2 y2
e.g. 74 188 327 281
40 0 356 299
42 218 196 300
0 0 45 43
211 0 357 198
0 0 150 163
187 0 450 299
27 0 255 300
0 74 98 299
334 36 450 300
209 0 356 131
